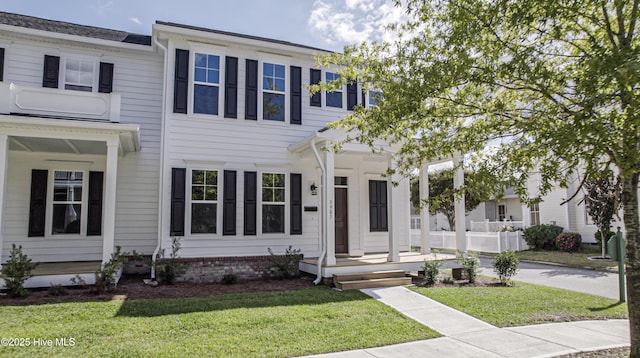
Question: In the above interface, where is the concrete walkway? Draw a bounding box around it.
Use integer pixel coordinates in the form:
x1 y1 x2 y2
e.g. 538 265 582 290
304 286 630 358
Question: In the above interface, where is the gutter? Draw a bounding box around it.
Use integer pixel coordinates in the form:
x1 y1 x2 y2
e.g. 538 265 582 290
151 34 168 280
310 137 326 284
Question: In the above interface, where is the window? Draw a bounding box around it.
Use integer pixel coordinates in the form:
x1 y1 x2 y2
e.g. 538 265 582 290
64 58 94 92
262 63 285 121
411 217 421 230
369 180 388 232
369 90 382 107
193 53 220 115
325 72 342 108
52 171 83 234
498 204 506 221
262 173 285 233
584 205 593 225
530 203 540 226
191 170 218 234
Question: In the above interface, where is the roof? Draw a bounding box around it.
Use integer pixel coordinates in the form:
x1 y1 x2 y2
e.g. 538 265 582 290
155 21 331 53
0 11 151 46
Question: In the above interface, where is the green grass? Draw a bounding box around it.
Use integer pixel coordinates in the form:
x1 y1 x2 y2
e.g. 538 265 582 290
513 246 618 270
411 281 627 327
0 286 439 357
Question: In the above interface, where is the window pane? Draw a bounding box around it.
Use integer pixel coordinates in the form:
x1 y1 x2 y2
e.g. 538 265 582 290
192 186 204 200
205 186 217 200
274 64 285 78
52 204 81 234
326 92 342 108
273 188 284 202
273 173 285 187
195 68 207 82
263 93 284 121
262 188 273 202
195 53 207 67
205 170 217 185
191 203 217 234
192 170 205 184
194 84 219 115
262 204 284 233
208 55 219 69
208 69 219 84
263 63 274 77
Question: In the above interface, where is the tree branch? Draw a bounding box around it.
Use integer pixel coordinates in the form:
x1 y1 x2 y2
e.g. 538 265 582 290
602 2 619 48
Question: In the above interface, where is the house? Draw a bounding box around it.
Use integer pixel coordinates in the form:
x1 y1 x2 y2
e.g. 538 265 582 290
0 12 442 288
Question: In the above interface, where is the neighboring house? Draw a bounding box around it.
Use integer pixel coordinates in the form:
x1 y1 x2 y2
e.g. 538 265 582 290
0 12 420 287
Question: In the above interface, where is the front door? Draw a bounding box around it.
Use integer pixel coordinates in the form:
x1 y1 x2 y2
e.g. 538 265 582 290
335 187 348 254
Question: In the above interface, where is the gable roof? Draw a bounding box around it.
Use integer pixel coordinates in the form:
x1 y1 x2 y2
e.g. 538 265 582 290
155 21 331 53
0 11 151 46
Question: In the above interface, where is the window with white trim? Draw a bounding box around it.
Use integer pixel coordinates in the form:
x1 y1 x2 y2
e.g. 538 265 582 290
191 169 218 234
530 203 540 226
498 204 506 221
325 72 343 108
262 62 286 121
64 58 95 92
262 173 285 233
52 170 83 234
193 53 220 115
368 90 382 107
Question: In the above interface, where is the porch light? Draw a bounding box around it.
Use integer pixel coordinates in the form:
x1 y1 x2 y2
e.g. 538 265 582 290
310 183 318 195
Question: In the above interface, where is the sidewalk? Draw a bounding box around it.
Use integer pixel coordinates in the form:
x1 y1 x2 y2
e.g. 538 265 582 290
304 286 630 358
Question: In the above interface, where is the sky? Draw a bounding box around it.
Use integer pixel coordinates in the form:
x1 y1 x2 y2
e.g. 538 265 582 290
0 0 405 52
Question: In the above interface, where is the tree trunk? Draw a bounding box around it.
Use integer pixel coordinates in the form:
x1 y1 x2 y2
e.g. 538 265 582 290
621 174 640 357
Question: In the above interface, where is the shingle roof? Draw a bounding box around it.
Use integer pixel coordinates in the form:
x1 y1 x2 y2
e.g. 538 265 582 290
155 21 331 53
0 11 151 46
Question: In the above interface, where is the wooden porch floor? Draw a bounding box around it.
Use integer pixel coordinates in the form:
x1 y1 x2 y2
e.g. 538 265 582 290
301 252 455 267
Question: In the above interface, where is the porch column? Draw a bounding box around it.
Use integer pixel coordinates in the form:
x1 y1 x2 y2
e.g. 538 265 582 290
387 157 400 262
419 162 431 254
102 137 119 263
0 134 8 268
324 149 336 266
453 155 467 253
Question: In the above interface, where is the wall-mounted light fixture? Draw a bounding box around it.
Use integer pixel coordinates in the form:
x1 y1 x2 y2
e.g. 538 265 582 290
310 183 318 195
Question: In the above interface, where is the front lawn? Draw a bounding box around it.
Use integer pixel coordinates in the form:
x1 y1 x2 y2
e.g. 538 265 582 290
412 281 627 327
0 286 439 357
513 246 618 270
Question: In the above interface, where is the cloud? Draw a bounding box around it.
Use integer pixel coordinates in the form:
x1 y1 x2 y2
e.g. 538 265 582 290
129 17 142 25
308 0 405 48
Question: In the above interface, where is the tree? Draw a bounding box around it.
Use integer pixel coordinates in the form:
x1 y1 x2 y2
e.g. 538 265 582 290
583 171 622 258
410 169 487 229
314 0 640 354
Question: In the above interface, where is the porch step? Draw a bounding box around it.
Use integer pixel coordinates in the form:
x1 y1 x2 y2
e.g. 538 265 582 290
333 270 411 290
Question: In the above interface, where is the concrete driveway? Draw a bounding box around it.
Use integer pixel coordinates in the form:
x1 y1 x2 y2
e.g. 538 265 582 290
478 257 626 300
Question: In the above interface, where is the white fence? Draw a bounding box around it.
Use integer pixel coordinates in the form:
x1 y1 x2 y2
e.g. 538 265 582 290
411 230 528 253
470 220 524 232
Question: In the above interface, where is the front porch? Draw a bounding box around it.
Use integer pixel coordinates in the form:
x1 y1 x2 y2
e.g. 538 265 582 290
0 261 101 289
299 251 457 278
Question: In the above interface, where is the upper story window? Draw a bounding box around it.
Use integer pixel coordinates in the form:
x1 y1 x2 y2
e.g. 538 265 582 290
369 90 382 107
190 169 218 234
64 58 95 92
262 62 285 121
193 53 220 115
52 170 84 234
326 72 343 108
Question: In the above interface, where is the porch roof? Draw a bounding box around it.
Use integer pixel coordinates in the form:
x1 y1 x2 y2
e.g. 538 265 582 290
288 126 399 156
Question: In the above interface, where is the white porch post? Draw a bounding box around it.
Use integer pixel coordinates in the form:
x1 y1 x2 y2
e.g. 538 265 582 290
387 157 400 262
0 134 8 268
324 149 336 266
419 162 431 254
102 137 119 263
453 156 467 253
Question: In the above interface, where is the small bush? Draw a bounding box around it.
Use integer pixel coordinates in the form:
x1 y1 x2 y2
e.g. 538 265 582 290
422 260 441 285
95 246 127 294
523 224 564 250
493 250 519 285
594 230 615 248
458 253 479 283
441 276 454 284
222 273 238 285
157 237 182 285
267 246 303 279
1 244 39 297
556 232 582 252
48 284 68 296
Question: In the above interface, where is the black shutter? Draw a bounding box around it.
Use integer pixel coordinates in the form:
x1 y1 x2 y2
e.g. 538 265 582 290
223 170 237 235
28 169 48 237
347 80 358 110
245 59 258 120
310 69 321 107
173 49 189 114
42 55 60 88
290 66 302 125
98 62 114 93
369 180 388 232
87 171 104 236
244 171 257 235
0 48 4 81
290 173 302 235
224 56 238 118
362 89 366 108
170 168 186 236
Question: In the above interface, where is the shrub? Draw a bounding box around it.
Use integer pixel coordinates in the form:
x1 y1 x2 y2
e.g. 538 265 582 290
523 224 564 250
458 253 479 283
267 246 303 279
556 232 582 252
95 246 127 294
493 250 519 285
222 273 238 285
594 230 616 248
422 259 441 285
441 276 454 284
1 244 39 297
157 237 182 285
48 284 68 296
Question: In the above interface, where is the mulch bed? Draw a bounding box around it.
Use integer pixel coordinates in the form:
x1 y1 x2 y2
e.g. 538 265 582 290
412 275 507 288
0 274 316 305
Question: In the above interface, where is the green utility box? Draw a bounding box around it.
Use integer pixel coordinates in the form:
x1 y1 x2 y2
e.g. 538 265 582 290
607 233 625 261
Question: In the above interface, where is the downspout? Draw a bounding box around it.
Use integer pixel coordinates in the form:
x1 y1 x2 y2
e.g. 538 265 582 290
310 137 326 284
151 34 168 280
